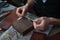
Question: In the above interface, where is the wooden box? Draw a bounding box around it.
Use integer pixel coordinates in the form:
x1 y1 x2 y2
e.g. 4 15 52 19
12 17 34 35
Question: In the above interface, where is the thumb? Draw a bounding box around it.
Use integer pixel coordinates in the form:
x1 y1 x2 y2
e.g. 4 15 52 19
22 9 27 16
16 8 21 16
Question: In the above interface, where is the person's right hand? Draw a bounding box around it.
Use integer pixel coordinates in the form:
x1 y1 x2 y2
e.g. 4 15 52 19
33 17 50 30
16 5 28 17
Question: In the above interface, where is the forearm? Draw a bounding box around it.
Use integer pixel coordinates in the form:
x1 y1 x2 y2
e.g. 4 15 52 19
49 17 60 25
25 0 35 9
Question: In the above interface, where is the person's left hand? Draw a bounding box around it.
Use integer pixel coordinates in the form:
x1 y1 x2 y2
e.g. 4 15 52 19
33 17 50 30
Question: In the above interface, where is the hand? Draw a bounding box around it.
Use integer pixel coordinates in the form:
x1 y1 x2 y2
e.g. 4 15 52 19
33 17 50 30
16 5 28 17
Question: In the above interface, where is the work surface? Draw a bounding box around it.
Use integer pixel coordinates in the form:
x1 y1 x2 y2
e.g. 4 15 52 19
0 12 54 40
0 2 60 40
0 25 60 40
0 8 54 40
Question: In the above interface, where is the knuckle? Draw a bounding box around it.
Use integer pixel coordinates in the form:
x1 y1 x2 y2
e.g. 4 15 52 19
17 7 19 9
34 26 38 29
41 17 45 20
40 17 47 20
41 17 45 19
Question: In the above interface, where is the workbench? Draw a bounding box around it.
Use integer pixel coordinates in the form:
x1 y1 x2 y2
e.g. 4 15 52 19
0 1 60 40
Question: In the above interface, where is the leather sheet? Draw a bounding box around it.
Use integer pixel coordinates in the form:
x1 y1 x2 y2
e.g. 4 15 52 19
30 32 47 40
0 8 19 29
48 32 60 40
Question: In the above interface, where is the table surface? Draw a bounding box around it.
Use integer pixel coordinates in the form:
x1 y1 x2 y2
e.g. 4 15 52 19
0 13 53 40
0 3 60 40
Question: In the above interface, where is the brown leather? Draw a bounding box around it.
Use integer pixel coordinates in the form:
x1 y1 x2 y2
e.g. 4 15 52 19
30 32 60 40
0 8 19 29
30 32 47 40
48 32 60 40
12 17 34 35
0 12 10 18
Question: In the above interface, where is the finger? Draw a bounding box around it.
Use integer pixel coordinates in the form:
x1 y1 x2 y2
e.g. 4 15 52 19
33 18 39 22
33 21 38 29
42 20 47 29
35 24 45 30
37 20 46 30
33 20 45 30
33 21 37 27
16 8 21 16
16 8 23 17
33 18 41 24
33 21 42 30
22 9 25 16
22 9 27 16
33 22 43 30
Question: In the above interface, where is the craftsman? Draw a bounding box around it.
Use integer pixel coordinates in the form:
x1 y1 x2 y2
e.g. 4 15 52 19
16 0 60 30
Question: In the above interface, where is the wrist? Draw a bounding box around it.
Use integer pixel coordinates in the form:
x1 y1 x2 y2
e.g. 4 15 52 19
25 3 29 10
25 1 35 10
49 17 57 25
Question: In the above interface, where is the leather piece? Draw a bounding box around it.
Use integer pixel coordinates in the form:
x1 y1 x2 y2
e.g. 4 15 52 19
0 12 10 18
48 32 60 40
12 17 34 35
0 8 19 29
0 12 11 21
30 32 47 40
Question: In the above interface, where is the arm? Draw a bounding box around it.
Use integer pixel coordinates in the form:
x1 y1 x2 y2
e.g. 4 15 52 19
16 0 35 17
49 17 60 25
25 0 35 9
33 17 60 30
